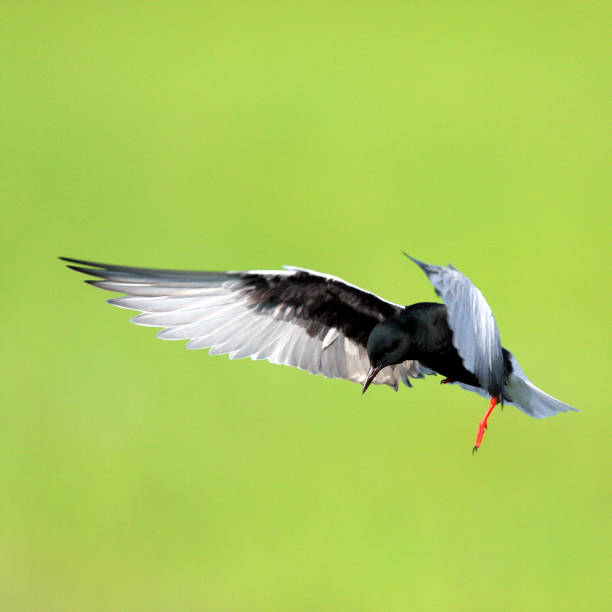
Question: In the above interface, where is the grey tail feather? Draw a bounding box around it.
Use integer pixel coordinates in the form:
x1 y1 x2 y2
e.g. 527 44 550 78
506 377 578 419
505 355 578 419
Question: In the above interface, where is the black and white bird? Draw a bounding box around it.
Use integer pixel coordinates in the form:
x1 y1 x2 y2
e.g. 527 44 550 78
61 255 577 451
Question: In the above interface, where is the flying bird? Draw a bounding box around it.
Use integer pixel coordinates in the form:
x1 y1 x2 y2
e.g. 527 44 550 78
61 255 577 451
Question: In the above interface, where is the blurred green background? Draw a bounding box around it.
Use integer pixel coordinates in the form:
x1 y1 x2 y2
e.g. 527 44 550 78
2 1 610 610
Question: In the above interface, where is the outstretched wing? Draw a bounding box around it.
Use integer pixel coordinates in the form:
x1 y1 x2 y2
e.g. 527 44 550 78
62 257 434 390
406 254 505 398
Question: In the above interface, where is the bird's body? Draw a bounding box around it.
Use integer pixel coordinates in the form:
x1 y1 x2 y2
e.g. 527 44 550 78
383 303 483 388
61 254 577 451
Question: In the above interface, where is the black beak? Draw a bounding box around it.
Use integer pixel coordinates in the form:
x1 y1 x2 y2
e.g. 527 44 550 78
362 365 383 395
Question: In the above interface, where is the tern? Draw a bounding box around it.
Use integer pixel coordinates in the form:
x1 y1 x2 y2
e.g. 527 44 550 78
61 254 577 451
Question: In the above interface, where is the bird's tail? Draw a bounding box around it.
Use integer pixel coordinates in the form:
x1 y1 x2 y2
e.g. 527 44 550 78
504 354 578 419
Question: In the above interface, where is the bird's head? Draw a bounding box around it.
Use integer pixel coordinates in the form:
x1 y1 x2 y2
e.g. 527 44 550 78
362 319 411 394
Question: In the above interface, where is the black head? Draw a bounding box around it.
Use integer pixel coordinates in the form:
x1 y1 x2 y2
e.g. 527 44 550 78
362 319 412 394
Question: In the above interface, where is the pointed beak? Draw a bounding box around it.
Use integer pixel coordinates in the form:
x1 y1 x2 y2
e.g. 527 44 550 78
362 365 383 395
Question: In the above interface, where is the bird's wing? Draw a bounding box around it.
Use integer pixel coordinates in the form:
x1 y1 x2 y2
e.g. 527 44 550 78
62 258 435 390
406 255 504 398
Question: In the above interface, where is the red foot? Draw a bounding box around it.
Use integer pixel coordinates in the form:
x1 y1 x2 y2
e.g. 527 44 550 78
472 396 498 454
440 378 454 385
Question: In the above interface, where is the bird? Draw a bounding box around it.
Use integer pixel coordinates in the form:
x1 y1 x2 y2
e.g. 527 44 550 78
60 254 577 452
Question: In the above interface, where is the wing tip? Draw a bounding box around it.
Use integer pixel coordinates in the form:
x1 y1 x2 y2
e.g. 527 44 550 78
402 252 435 274
401 251 419 265
60 256 104 267
65 264 100 277
402 252 458 275
61 257 110 280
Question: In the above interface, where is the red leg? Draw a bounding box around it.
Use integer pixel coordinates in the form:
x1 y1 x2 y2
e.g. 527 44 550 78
440 378 454 385
472 396 498 453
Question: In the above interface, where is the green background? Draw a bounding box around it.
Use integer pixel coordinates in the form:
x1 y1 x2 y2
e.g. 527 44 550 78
2 2 610 610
